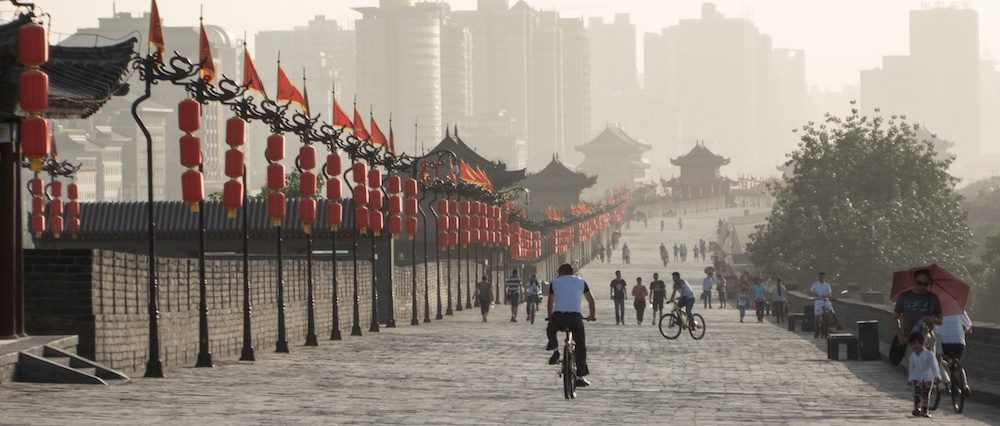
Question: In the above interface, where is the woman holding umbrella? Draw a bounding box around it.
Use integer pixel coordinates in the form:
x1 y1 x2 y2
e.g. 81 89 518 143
890 268 946 365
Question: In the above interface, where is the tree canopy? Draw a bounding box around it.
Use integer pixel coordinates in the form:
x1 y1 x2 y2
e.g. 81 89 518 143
746 104 974 289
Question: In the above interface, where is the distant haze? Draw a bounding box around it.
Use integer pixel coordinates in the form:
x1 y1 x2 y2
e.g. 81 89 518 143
6 0 1000 90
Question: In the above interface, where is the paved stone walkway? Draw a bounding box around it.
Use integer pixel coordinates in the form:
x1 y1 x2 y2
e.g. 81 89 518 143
1 206 998 424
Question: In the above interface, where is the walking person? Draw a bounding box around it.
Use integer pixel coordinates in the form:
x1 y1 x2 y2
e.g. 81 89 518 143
737 285 748 323
505 269 522 322
906 332 940 418
610 270 628 325
649 273 667 326
525 274 542 324
660 220 664 232
693 242 701 261
632 277 649 325
622 243 631 264
545 264 596 388
678 218 683 230
764 276 775 316
717 273 727 308
702 268 715 308
752 277 767 323
673 244 679 261
659 243 669 267
890 269 942 365
473 275 493 322
772 277 787 323
598 243 605 263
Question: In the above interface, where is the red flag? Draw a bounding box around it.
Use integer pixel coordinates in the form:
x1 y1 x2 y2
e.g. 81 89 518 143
148 0 165 62
243 46 266 98
276 66 304 109
353 105 370 140
370 116 387 148
388 122 397 156
420 160 429 182
332 97 352 130
459 160 476 183
302 78 311 117
199 22 215 83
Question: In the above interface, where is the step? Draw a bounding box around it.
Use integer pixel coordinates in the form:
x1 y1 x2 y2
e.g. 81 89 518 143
15 352 107 385
42 346 130 382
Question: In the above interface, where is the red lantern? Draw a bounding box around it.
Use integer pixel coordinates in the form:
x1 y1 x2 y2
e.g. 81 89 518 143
471 229 480 243
179 134 202 168
355 206 370 233
389 215 403 238
181 170 204 212
448 200 458 215
460 230 470 247
404 198 418 216
299 145 316 170
448 230 458 248
438 231 449 249
389 196 402 215
18 69 48 113
404 178 418 197
222 180 243 218
50 215 64 239
300 199 317 234
327 177 342 200
368 169 382 188
21 116 48 171
49 199 63 216
225 149 244 178
31 214 45 237
387 175 401 194
437 215 449 231
32 197 45 214
448 216 458 231
267 163 285 190
368 189 383 210
267 134 285 162
405 216 418 239
352 163 367 184
437 199 448 214
226 117 246 147
68 217 80 238
460 215 470 229
18 21 48 67
49 180 62 198
178 99 200 133
300 172 317 197
353 185 368 206
268 192 286 227
460 201 470 215
326 202 343 231
29 177 43 196
67 182 78 200
326 153 342 176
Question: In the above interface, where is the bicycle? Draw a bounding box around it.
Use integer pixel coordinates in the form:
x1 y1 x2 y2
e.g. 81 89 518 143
932 347 968 413
659 300 705 340
525 294 540 324
815 298 832 339
550 317 595 399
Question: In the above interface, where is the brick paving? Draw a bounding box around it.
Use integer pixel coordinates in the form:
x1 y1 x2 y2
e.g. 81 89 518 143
1 206 998 424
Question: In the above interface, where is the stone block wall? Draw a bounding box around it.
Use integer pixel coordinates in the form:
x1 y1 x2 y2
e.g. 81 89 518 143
785 291 1000 382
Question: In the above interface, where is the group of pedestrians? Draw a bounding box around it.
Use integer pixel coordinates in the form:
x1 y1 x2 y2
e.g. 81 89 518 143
473 270 544 323
668 243 706 262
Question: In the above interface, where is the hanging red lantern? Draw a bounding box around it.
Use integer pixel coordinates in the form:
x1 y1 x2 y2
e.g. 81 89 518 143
389 215 402 238
179 134 202 169
178 99 200 133
300 199 317 234
181 170 204 212
437 215 449 231
32 197 45 215
29 177 43 196
437 199 448 214
404 178 418 197
222 180 243 218
405 216 418 239
18 69 48 113
300 172 317 197
326 153 342 176
67 182 78 200
404 198 418 216
49 180 62 198
352 163 367 184
353 185 368 206
448 230 458 249
368 189 383 210
68 217 80 238
21 116 48 172
267 134 285 162
327 177 342 201
49 199 63 216
18 21 48 67
31 214 45 237
448 200 458 215
460 230 470 247
355 206 370 234
326 202 343 231
448 215 458 231
368 169 382 188
389 196 402 215
268 192 287 227
225 149 244 178
226 117 246 147
50 215 64 239
460 215 470 229
299 145 316 170
460 201 470 215
267 163 285 191
438 231 449 250
387 175 401 194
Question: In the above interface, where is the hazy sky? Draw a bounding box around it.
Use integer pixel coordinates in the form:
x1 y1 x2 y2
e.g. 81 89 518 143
5 0 999 90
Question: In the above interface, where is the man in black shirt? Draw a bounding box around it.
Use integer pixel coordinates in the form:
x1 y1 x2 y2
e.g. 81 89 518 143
610 270 628 325
649 273 667 325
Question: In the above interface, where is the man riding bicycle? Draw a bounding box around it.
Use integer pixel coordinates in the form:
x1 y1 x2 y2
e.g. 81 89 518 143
525 274 542 323
810 272 844 336
667 272 696 328
546 263 596 388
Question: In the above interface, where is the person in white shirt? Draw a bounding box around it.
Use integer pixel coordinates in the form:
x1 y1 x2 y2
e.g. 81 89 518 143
936 311 972 395
701 270 715 309
669 272 697 327
907 333 940 418
772 278 787 324
809 272 843 334
546 264 596 388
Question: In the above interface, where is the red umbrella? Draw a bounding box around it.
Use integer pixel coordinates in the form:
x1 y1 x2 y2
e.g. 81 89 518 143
890 264 969 316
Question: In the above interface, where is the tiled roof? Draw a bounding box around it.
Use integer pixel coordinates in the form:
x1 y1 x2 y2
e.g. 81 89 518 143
424 129 526 189
575 126 651 154
670 143 730 167
520 156 596 190
1 14 135 120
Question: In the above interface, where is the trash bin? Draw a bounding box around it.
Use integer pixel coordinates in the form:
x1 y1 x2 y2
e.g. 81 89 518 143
857 320 880 361
803 305 815 332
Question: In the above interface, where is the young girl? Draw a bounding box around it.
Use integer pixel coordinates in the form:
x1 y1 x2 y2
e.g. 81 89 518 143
907 333 940 417
737 287 748 323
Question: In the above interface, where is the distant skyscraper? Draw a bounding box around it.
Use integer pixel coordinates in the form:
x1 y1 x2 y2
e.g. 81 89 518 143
354 0 449 146
588 14 637 140
861 4 980 163
559 17 591 166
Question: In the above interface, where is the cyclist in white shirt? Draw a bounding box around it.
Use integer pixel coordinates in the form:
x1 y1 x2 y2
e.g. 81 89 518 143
810 272 843 332
668 272 697 327
546 264 596 387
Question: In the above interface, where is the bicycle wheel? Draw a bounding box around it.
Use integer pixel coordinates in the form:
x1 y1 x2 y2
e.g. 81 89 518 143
689 313 706 339
563 345 576 399
952 365 966 413
659 313 681 339
929 382 940 411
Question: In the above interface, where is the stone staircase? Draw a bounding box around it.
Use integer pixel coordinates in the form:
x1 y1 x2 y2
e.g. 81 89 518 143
1 335 129 385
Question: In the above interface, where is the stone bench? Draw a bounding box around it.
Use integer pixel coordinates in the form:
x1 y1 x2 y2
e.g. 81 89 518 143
827 333 859 360
787 313 805 331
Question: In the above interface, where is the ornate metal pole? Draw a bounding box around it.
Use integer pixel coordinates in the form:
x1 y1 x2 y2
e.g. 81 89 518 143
305 228 318 346
330 225 342 340
344 170 362 336
454 198 462 313
195 162 212 367
420 189 431 323
275 223 288 353
239 170 255 361
369 227 380 332
432 192 443 320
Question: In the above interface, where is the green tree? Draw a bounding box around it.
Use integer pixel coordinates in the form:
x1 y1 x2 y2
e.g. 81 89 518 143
746 104 974 289
253 169 326 200
973 234 1000 323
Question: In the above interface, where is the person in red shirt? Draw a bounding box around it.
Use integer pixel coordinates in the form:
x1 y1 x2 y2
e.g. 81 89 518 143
632 277 649 325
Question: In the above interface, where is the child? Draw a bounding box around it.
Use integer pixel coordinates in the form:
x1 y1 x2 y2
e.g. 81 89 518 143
907 333 940 417
737 289 747 323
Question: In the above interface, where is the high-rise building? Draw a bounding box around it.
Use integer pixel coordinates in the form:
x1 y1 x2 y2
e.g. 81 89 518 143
559 17 590 167
588 14 637 141
861 4 980 164
530 10 563 170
